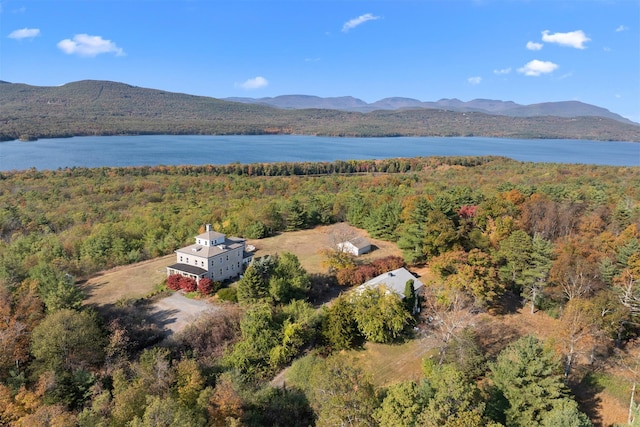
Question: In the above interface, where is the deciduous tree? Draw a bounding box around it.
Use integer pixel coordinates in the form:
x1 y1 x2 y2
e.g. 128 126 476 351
352 287 412 343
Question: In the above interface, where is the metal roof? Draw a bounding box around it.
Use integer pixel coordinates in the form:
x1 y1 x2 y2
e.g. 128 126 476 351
358 267 424 298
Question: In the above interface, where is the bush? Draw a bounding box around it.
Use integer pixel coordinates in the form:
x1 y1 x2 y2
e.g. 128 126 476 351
217 287 238 303
167 274 182 291
180 276 197 293
197 278 219 296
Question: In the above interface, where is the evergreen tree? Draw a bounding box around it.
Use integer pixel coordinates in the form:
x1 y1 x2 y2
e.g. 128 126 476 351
521 234 554 313
422 209 459 259
491 335 572 427
418 362 487 427
286 200 307 231
366 201 402 241
404 279 417 314
322 295 360 351
236 264 268 304
397 197 431 265
497 229 533 291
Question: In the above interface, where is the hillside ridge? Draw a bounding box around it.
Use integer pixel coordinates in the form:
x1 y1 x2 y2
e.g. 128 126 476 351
1 80 639 142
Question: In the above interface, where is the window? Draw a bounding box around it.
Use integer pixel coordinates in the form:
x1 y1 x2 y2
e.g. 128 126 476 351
180 256 183 262
186 258 189 263
226 255 229 261
220 269 223 275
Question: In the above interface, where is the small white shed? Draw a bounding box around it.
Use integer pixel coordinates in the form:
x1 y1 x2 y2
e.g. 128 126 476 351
337 236 372 256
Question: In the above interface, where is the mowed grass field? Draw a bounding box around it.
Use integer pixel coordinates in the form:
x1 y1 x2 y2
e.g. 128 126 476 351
247 223 403 275
82 255 173 305
82 223 404 305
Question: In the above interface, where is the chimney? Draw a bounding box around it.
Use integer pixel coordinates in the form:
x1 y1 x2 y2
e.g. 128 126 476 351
206 224 212 232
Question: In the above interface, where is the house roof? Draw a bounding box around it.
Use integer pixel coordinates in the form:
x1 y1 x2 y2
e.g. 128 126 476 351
347 236 370 249
168 263 208 276
358 267 424 299
176 237 245 258
196 230 226 241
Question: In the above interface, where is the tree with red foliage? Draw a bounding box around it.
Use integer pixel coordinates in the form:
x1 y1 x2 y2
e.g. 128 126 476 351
180 276 197 293
371 256 405 275
458 205 478 219
197 278 217 296
167 274 182 291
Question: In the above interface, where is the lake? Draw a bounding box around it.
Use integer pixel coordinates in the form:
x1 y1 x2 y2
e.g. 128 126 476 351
1 135 638 171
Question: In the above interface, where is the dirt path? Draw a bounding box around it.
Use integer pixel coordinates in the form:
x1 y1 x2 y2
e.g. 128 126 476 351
148 292 220 336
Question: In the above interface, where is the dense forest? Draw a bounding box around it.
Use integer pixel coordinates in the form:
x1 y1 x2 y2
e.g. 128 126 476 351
1 156 639 426
2 80 640 142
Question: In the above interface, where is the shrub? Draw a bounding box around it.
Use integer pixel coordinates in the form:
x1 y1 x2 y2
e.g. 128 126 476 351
197 278 219 296
167 274 182 291
217 287 238 303
180 276 197 293
371 256 405 275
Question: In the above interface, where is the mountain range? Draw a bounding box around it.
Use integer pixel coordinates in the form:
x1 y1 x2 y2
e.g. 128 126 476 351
225 95 634 124
1 80 638 142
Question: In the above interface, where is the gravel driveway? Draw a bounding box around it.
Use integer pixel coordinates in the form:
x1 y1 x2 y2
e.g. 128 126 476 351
149 292 220 336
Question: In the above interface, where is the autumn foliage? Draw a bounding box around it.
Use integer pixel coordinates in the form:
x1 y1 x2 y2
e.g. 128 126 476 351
166 274 182 291
180 276 197 293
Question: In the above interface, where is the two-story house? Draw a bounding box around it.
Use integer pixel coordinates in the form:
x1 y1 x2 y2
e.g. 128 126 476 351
167 224 253 283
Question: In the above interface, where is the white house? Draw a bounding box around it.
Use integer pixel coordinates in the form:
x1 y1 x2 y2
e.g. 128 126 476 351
337 236 371 256
356 267 424 312
167 224 253 283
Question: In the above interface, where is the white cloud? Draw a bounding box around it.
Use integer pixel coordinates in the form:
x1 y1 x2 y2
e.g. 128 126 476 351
526 41 543 51
57 34 124 57
342 13 380 32
493 67 511 75
541 30 590 49
517 59 558 76
238 76 268 90
616 25 628 32
467 76 482 85
8 28 40 40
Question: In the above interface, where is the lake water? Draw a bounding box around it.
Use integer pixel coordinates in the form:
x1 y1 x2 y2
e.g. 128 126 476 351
1 135 638 171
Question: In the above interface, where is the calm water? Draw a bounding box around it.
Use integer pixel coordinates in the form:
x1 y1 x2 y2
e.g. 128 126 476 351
1 135 638 171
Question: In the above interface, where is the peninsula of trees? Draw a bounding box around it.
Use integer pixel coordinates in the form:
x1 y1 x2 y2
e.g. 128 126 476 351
2 80 639 142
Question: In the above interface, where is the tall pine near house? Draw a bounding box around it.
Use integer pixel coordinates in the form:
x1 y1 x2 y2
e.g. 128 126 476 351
404 279 417 314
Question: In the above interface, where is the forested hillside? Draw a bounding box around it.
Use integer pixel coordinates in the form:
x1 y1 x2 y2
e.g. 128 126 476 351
2 80 639 142
1 157 639 425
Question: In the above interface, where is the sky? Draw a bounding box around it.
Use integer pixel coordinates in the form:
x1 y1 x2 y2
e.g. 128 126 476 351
2 0 639 122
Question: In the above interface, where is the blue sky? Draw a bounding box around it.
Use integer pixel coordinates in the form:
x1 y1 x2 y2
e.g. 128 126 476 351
2 0 639 122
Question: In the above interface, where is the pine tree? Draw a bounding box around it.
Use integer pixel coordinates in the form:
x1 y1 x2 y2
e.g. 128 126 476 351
236 264 268 304
491 335 571 427
521 234 553 313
